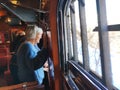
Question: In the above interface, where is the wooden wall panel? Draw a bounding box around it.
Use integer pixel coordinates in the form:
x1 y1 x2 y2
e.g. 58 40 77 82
49 0 61 90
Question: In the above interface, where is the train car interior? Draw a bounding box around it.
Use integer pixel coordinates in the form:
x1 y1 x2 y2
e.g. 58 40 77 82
0 0 119 90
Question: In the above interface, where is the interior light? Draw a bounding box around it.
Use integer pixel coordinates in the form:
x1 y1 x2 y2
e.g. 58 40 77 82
10 0 19 5
5 17 11 23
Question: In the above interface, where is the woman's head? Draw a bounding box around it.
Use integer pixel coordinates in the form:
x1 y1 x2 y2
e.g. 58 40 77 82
25 25 43 44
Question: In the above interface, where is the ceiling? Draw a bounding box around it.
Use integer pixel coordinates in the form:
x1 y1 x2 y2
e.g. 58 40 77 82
0 0 48 26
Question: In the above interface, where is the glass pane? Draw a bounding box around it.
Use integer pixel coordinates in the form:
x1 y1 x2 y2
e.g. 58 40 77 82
74 0 83 63
109 31 120 89
106 0 120 25
85 0 102 77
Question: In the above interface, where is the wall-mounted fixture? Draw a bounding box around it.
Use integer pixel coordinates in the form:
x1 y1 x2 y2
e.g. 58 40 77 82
5 17 22 26
9 0 20 5
5 17 11 23
41 0 47 9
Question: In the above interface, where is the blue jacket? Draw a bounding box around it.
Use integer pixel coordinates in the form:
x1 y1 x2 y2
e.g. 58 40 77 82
17 41 48 84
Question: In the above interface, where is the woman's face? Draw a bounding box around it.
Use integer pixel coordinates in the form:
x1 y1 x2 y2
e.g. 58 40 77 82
35 32 43 44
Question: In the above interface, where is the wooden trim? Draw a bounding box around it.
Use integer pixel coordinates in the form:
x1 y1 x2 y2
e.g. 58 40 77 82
61 73 73 90
0 81 38 90
49 0 61 90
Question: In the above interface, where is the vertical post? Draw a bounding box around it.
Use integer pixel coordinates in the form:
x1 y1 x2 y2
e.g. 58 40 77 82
49 0 61 90
70 3 78 61
79 0 90 71
96 0 112 89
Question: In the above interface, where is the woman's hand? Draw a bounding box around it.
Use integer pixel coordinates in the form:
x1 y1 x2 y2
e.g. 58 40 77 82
43 61 49 72
43 67 49 72
44 61 48 68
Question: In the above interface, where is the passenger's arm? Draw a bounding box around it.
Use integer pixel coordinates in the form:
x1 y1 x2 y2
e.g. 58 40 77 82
33 48 49 70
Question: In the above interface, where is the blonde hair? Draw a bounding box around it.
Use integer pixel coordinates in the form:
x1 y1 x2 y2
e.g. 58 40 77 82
25 25 43 40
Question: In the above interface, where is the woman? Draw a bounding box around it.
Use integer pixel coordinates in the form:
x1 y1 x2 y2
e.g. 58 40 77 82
17 25 49 84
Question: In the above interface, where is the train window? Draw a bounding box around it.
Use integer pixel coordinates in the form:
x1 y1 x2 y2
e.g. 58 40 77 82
85 0 102 77
74 0 83 63
59 0 119 89
109 31 120 89
65 4 78 61
106 0 120 25
58 0 117 89
65 0 83 64
106 0 120 89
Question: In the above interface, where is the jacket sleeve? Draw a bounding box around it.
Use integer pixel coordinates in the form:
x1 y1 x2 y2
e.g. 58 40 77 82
32 48 49 70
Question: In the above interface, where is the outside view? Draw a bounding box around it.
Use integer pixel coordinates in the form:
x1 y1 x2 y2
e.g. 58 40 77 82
74 0 120 89
106 0 120 89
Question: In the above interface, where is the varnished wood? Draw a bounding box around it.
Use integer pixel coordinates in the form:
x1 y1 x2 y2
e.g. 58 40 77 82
49 0 61 90
0 81 38 90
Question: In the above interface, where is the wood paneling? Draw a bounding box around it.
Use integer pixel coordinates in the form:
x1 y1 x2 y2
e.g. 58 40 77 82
49 0 61 90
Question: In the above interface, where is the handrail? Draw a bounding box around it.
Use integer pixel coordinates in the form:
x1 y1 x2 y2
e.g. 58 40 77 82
67 60 108 90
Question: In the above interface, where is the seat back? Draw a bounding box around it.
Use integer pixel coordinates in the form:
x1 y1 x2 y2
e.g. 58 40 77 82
0 48 10 72
0 48 9 56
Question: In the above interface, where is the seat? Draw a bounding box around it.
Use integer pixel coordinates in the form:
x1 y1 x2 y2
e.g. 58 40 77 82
0 48 11 74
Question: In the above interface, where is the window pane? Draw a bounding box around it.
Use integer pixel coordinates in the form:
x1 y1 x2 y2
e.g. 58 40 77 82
109 32 120 89
106 0 120 25
85 0 102 77
74 0 83 63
